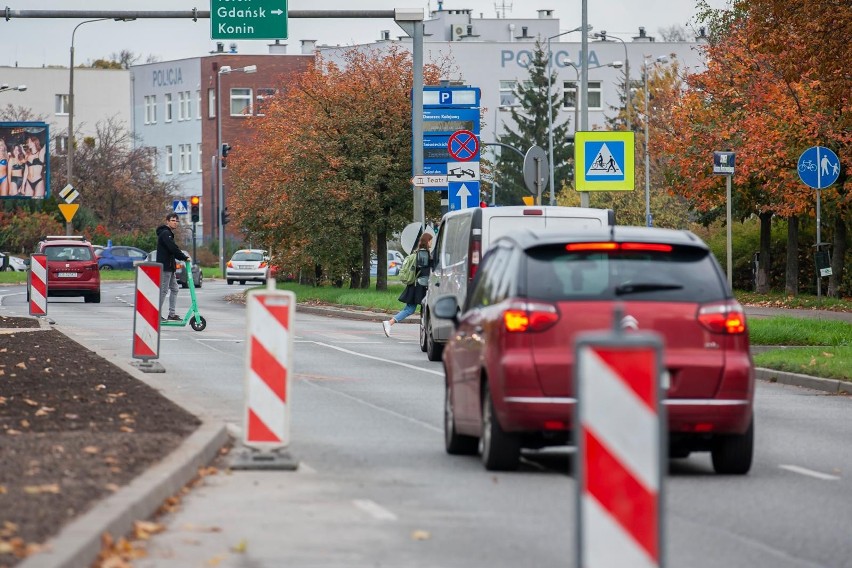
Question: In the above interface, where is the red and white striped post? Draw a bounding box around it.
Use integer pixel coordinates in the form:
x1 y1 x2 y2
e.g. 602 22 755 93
232 284 297 470
132 262 162 371
28 253 48 316
575 312 666 568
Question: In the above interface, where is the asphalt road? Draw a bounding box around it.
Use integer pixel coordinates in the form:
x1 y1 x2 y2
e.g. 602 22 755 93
1 281 851 567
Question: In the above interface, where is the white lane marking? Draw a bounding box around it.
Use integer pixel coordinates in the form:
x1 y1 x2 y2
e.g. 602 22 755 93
302 380 441 434
196 338 243 342
353 499 398 521
779 465 840 481
311 341 443 376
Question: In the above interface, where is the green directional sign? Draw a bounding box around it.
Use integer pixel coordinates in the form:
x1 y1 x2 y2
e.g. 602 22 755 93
211 0 288 40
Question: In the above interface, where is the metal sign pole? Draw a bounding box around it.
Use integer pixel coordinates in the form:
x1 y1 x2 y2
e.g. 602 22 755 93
726 174 732 289
816 187 821 300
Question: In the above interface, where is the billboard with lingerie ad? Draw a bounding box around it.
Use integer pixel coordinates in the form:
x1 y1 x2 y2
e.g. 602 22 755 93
0 122 50 200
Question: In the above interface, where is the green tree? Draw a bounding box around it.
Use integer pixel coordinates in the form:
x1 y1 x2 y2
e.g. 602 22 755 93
495 40 573 205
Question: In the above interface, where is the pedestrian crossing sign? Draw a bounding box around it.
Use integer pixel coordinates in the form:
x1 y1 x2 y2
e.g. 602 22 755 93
173 200 189 215
574 131 635 191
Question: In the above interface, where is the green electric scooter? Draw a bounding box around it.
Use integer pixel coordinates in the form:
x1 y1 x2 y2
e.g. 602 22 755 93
161 260 207 331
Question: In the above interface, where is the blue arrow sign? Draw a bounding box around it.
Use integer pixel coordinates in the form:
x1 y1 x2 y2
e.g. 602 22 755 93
448 181 479 210
798 146 840 189
173 200 189 215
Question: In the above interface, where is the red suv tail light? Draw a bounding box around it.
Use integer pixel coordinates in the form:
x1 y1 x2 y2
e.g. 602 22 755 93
468 239 481 282
504 301 560 333
697 301 747 334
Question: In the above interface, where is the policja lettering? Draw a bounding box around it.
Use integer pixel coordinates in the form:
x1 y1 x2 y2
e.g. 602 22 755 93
217 6 266 17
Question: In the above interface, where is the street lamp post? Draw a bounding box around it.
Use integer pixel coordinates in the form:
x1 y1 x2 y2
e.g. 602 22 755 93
68 18 109 190
216 64 257 276
593 31 630 127
546 25 591 206
642 55 668 227
68 18 133 191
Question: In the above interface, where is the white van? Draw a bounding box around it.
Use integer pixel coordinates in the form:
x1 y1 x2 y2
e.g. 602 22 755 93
419 205 614 360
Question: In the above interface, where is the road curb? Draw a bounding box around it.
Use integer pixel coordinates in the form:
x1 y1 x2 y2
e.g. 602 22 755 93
296 303 420 324
756 367 852 395
18 422 229 568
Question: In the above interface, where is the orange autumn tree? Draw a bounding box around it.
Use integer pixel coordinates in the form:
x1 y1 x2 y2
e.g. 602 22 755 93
228 46 448 289
662 0 851 295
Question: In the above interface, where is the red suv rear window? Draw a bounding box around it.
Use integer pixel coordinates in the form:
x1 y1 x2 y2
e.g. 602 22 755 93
524 243 727 303
43 246 94 262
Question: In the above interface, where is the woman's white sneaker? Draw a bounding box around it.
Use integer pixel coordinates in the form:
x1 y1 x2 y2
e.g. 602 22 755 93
382 320 392 337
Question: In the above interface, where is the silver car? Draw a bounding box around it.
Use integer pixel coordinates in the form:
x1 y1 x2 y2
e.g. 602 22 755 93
226 249 270 285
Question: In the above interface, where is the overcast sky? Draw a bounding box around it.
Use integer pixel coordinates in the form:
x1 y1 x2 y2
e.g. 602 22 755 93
1 0 729 68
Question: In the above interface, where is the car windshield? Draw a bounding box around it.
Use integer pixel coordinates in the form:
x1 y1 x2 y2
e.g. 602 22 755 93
44 246 93 262
524 243 726 303
232 252 265 262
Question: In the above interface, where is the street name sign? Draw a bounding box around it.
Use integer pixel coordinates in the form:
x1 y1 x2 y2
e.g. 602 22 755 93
713 151 736 175
412 175 448 187
211 0 288 40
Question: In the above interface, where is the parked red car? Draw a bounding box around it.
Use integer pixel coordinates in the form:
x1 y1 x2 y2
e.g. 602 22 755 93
32 236 101 303
433 227 754 474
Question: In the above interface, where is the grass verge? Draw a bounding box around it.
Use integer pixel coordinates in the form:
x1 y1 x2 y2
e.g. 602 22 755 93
736 290 852 311
748 317 852 346
754 347 851 381
278 282 404 312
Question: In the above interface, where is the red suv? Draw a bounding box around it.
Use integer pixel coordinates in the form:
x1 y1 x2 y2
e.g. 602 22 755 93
33 236 101 303
433 227 754 474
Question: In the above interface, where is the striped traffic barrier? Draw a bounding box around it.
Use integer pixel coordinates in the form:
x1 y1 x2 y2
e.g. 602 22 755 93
28 253 48 316
232 283 298 470
575 322 666 568
132 262 164 373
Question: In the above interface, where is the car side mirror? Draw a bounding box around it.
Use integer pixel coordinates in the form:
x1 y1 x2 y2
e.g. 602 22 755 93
433 296 459 325
24 258 31 267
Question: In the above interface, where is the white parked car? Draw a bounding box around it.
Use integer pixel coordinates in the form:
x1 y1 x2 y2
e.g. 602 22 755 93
226 249 270 285
0 252 28 272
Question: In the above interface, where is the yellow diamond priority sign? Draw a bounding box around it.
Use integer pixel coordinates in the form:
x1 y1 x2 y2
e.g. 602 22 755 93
574 131 635 192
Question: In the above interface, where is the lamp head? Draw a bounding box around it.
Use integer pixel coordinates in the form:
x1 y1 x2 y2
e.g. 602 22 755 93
609 61 624 69
219 65 232 74
242 65 257 74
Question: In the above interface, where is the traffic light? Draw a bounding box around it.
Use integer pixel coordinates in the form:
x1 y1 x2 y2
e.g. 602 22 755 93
221 207 230 225
221 143 232 169
190 195 200 223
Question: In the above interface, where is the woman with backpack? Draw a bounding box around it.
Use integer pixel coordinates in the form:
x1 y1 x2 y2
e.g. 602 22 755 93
382 232 433 337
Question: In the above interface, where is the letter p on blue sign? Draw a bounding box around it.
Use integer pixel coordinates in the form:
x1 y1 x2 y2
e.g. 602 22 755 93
439 90 452 104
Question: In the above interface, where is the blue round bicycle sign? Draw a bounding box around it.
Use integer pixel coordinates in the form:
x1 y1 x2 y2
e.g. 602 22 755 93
798 146 840 189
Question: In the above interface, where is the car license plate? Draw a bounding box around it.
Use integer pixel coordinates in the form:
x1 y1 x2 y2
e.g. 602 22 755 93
239 264 253 269
57 272 78 278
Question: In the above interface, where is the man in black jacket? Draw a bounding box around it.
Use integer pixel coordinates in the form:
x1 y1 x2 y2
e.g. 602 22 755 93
156 213 189 321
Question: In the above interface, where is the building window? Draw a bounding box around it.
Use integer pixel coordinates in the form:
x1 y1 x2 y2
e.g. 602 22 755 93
256 88 276 116
55 94 69 116
179 90 191 120
165 93 173 122
562 81 577 110
498 80 532 107
208 88 216 119
144 95 157 124
230 88 252 116
165 145 173 174
499 81 516 106
179 144 191 173
561 81 602 110
177 92 186 121
197 143 203 172
55 136 68 154
196 90 202 119
587 81 602 110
